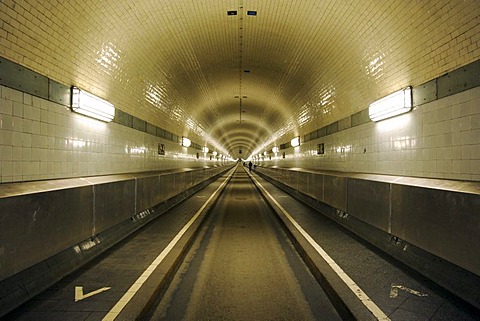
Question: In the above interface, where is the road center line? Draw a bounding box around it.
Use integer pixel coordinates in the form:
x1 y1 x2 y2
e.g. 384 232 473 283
250 173 390 321
103 168 235 321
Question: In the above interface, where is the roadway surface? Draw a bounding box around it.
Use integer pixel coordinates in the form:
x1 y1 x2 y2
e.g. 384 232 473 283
3 164 479 320
150 166 341 320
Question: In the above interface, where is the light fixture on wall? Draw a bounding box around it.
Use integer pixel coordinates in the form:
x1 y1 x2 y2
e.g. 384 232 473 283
212 151 218 156
71 86 115 122
202 146 209 153
182 137 191 147
291 136 300 147
368 86 413 122
263 151 267 156
272 146 279 153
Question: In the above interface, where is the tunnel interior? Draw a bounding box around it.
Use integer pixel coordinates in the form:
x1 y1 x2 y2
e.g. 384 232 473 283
1 1 479 180
1 0 480 319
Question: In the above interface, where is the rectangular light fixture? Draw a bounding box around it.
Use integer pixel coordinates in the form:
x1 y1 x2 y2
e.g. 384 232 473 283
71 86 115 122
368 86 412 122
291 136 300 147
182 137 191 147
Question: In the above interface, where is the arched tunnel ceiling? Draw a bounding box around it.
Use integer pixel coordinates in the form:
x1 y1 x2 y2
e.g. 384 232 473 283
1 1 479 158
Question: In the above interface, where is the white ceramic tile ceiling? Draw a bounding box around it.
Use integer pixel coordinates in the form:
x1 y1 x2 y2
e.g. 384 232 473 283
1 0 479 158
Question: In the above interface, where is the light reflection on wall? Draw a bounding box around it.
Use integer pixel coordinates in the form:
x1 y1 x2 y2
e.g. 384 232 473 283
277 118 295 140
73 113 108 131
393 136 416 150
143 84 229 158
257 84 338 160
144 85 227 156
145 83 169 114
292 85 337 130
335 145 352 154
95 43 121 76
68 139 87 148
297 108 311 127
316 85 336 116
185 117 196 131
130 147 146 155
375 112 411 133
365 52 385 81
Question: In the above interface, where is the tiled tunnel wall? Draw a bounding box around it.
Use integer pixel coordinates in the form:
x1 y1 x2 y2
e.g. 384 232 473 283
0 85 227 183
1 1 479 159
259 85 480 181
2 82 480 183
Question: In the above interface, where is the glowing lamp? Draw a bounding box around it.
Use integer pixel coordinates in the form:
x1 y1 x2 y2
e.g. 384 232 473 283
291 136 300 147
182 137 191 147
71 86 114 122
369 86 412 122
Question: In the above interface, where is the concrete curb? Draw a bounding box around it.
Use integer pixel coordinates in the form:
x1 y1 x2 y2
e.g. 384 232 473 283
248 169 378 321
114 168 235 320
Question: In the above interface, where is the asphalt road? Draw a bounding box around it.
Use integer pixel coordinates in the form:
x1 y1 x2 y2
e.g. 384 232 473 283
151 166 341 320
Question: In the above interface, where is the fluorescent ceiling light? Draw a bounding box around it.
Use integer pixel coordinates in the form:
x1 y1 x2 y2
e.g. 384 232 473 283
202 146 209 153
291 136 300 147
182 137 191 147
369 86 412 122
71 87 114 122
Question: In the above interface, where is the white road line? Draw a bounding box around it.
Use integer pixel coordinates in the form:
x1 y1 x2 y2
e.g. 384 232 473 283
390 284 428 298
75 286 111 302
103 169 235 321
250 174 391 321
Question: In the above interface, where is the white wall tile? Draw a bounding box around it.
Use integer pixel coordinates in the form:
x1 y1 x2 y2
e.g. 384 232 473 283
0 85 218 183
1 114 13 131
12 116 23 132
13 102 23 118
264 87 480 181
0 98 13 115
472 160 480 175
0 145 12 161
1 130 13 146
1 161 13 176
12 147 22 161
23 119 33 134
11 89 23 103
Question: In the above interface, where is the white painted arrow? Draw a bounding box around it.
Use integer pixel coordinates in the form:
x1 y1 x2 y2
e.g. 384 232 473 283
75 286 111 302
390 284 428 299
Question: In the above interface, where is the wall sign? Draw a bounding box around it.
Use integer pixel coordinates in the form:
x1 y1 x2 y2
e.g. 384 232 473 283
158 143 165 155
317 143 324 155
